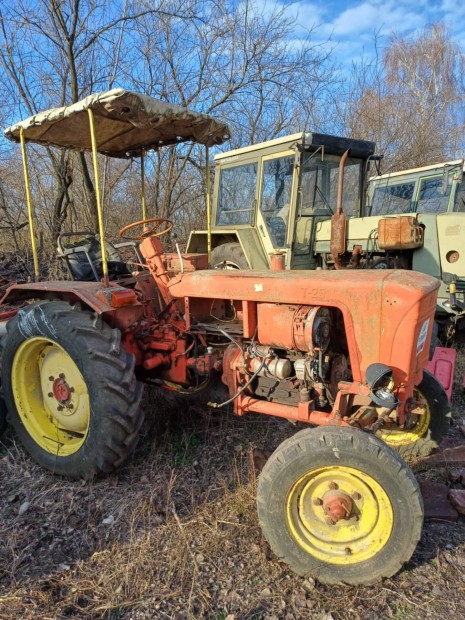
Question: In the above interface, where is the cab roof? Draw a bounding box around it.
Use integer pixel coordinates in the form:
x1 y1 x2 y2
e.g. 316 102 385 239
214 131 375 162
4 88 231 158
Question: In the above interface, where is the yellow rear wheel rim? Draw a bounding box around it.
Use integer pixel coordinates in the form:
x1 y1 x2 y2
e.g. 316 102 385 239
12 337 90 456
378 389 430 448
286 465 393 565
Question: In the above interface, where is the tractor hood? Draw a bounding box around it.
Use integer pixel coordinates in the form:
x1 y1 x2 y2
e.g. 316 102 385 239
4 88 231 157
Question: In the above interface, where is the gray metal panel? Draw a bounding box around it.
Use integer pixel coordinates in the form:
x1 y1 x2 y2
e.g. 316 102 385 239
235 229 269 269
413 213 441 278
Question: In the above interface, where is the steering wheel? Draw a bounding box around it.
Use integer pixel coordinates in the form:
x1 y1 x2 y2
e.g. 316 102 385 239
119 217 174 241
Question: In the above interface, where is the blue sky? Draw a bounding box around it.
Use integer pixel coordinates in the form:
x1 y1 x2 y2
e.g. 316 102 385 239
271 0 465 64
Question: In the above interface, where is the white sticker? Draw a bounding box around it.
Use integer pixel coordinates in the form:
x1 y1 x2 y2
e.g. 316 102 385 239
254 283 263 292
416 318 430 356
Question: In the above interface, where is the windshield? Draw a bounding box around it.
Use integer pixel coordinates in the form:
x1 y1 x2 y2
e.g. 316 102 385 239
370 181 415 215
300 152 363 217
371 170 458 216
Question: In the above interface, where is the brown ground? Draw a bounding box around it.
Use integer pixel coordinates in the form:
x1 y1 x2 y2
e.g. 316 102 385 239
1 342 465 620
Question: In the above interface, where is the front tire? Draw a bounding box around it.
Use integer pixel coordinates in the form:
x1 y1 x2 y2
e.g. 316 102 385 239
257 426 423 585
1 301 144 478
378 370 451 459
211 242 249 269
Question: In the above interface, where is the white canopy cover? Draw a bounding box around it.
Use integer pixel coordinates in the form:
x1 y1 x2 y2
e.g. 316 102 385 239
4 89 231 157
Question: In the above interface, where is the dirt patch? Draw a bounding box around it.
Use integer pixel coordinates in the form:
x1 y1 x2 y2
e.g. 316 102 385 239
2 344 465 619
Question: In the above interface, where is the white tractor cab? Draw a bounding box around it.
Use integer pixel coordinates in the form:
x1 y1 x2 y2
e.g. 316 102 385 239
367 159 465 335
186 132 377 270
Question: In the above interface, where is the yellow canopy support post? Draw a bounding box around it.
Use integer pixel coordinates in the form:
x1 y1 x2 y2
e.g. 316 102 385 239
87 108 109 287
19 128 40 281
141 150 147 220
205 146 212 265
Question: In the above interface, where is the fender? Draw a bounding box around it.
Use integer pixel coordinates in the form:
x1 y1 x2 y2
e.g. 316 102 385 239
0 281 144 331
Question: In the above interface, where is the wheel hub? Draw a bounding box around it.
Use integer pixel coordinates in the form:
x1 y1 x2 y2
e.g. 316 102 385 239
52 377 72 403
322 490 353 522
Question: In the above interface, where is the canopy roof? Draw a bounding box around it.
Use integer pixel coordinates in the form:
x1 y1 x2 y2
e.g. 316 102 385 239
4 89 231 158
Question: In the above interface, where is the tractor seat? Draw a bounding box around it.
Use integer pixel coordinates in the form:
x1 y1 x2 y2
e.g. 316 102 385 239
57 232 131 282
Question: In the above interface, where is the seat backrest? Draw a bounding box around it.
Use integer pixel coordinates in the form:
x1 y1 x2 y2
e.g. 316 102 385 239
58 234 131 281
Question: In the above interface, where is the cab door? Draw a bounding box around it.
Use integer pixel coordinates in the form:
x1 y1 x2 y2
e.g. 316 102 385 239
289 153 336 269
255 151 298 261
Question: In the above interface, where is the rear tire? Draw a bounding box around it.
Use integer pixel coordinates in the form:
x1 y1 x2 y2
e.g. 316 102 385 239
211 242 249 269
0 392 6 437
257 426 423 585
1 301 144 478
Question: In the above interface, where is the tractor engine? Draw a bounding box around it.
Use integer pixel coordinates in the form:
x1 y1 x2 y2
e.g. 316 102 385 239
133 294 348 416
220 304 346 410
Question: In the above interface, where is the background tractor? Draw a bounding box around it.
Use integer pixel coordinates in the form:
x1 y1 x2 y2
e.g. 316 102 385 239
186 135 465 340
0 90 451 584
367 158 465 337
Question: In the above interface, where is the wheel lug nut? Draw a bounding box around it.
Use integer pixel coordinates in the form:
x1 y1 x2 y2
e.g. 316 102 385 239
325 517 335 525
345 547 352 555
313 498 323 506
70 387 75 393
48 392 53 398
59 373 65 379
352 492 361 500
328 482 338 490
69 404 74 410
57 405 63 411
49 376 54 381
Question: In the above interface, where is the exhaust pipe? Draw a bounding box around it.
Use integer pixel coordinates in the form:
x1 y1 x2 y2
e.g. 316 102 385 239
330 149 350 269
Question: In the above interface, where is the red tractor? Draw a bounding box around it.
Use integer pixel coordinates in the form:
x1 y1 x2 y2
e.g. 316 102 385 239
0 90 450 584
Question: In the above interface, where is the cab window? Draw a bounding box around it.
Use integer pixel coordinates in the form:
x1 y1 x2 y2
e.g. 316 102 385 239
216 162 257 226
259 156 294 247
300 153 363 217
417 176 451 213
370 181 415 215
454 177 465 212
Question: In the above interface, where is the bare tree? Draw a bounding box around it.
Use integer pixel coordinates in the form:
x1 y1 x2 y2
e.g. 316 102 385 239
0 0 196 237
124 0 334 231
342 24 465 171
0 0 334 249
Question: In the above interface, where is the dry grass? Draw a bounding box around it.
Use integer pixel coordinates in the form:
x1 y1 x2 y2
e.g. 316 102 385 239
2 351 465 620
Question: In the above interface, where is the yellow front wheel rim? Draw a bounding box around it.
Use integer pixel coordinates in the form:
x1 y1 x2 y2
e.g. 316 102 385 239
286 466 393 565
12 337 90 456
